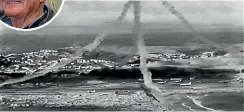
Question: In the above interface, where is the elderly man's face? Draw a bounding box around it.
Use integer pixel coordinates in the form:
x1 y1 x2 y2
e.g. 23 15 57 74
1 0 44 17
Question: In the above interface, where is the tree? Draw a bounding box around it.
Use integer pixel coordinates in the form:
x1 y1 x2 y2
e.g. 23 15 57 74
213 50 227 57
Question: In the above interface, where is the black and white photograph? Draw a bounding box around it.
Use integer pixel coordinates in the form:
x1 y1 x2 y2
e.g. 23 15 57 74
0 0 243 111
0 0 63 30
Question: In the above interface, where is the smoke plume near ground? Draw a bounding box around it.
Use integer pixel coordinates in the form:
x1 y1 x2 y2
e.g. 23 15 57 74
133 1 161 93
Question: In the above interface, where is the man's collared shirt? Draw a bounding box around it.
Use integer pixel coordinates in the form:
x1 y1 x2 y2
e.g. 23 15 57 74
0 5 54 29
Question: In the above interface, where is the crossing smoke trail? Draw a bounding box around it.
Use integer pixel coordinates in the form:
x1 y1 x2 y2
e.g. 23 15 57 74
133 1 161 93
0 1 133 88
162 1 224 51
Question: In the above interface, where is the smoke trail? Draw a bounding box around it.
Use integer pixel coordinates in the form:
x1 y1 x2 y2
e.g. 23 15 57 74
0 49 79 87
0 25 4 53
84 1 133 52
162 1 223 51
0 1 133 87
133 1 161 93
83 31 108 52
0 24 3 39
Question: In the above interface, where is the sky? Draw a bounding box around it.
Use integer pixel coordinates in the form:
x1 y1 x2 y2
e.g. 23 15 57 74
0 0 243 35
53 1 243 25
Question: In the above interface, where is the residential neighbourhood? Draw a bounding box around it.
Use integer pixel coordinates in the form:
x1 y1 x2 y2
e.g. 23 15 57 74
0 46 223 75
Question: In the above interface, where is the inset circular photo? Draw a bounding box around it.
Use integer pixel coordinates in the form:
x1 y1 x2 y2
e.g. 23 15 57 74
0 0 64 31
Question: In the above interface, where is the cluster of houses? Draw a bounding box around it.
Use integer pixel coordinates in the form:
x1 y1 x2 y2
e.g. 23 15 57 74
0 49 118 74
129 51 217 63
0 46 220 74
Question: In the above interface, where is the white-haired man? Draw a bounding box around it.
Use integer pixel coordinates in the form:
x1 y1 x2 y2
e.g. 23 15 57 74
0 0 54 29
